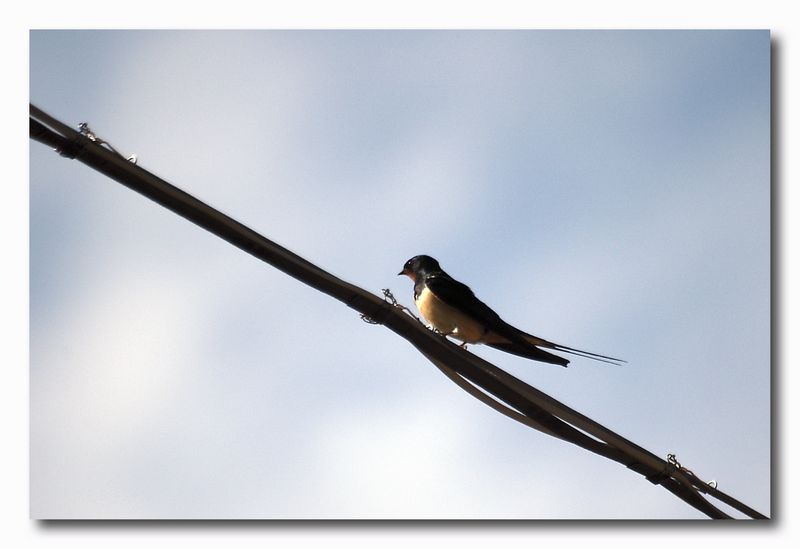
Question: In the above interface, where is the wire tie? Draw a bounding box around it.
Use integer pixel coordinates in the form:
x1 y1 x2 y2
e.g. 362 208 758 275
77 122 138 164
57 134 89 159
645 463 678 485
360 288 424 326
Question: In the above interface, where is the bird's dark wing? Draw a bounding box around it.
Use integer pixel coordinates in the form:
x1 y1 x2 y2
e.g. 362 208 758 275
424 274 504 326
424 273 624 367
424 273 533 344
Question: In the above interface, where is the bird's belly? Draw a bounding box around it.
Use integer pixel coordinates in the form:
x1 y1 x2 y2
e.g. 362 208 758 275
415 287 486 343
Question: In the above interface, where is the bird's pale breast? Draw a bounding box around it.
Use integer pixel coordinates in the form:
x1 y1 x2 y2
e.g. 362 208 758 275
415 286 486 343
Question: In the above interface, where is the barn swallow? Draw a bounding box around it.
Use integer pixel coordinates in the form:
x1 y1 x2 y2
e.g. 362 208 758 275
398 255 624 367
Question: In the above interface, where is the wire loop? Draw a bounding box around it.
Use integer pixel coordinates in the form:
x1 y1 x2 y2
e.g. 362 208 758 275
78 122 138 163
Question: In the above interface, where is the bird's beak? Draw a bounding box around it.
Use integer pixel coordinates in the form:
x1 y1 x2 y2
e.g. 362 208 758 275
398 267 413 278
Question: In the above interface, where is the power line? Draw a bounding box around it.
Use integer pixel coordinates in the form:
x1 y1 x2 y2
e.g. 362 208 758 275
29 104 767 520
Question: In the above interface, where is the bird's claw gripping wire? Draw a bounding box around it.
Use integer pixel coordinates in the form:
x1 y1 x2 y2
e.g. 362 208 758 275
435 328 468 349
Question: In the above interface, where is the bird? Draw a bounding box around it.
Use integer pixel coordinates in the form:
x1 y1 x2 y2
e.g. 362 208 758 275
398 255 624 367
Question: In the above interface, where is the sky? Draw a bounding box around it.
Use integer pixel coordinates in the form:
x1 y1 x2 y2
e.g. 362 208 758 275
29 30 770 519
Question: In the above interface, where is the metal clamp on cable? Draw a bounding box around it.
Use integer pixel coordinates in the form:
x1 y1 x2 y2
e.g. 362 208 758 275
57 134 90 159
354 294 393 326
626 460 677 485
645 463 678 485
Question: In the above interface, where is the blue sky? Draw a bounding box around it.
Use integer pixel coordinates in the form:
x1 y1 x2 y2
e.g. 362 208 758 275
29 30 770 518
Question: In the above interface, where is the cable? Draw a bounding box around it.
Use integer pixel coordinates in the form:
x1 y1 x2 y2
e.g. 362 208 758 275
29 104 768 520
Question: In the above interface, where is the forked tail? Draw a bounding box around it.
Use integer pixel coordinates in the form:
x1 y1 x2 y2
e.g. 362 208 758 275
548 343 626 365
520 332 626 365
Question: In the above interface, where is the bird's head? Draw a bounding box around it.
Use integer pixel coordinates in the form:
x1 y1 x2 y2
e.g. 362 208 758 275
398 255 441 281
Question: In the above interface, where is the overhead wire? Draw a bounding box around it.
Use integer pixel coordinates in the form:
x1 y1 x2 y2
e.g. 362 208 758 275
29 104 767 520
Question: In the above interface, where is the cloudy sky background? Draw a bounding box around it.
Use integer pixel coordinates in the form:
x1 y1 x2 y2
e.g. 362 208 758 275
30 30 770 519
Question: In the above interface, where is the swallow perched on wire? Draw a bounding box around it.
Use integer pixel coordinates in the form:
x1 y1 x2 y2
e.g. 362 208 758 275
398 255 624 367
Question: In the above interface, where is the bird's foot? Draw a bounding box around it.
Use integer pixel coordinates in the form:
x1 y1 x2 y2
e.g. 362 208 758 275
435 329 468 349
